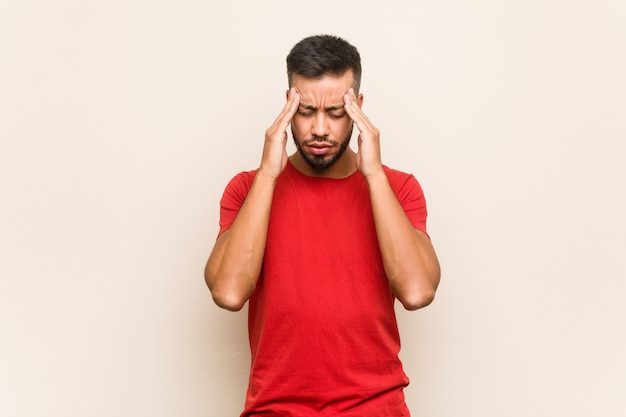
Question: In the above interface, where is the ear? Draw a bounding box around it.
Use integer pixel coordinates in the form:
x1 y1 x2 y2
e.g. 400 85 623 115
285 89 291 101
357 93 364 108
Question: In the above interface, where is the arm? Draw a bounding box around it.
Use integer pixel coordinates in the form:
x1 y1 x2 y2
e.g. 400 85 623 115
204 88 301 311
344 89 441 310
366 172 441 310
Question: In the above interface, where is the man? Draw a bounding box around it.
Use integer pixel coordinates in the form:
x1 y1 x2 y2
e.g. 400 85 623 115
205 34 440 417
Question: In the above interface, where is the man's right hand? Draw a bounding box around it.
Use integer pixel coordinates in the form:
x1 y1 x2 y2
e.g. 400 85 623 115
205 88 301 311
259 87 301 180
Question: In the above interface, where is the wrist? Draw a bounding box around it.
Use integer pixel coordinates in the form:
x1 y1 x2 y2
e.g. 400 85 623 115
363 166 387 185
255 167 281 186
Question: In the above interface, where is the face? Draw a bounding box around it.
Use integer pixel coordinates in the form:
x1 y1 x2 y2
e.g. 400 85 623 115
290 71 362 171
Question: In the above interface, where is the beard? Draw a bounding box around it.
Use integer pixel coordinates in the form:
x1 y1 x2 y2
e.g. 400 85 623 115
291 126 353 171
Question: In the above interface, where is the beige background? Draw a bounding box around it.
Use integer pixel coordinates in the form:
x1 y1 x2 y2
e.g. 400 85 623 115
1 1 625 416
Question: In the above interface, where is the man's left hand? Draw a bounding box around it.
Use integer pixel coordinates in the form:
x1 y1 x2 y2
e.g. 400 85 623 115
344 88 384 178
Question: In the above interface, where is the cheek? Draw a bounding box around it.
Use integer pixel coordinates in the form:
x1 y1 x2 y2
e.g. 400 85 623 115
330 118 352 137
291 118 306 137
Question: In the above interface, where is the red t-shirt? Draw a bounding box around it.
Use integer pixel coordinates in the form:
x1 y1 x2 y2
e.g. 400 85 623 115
218 161 428 417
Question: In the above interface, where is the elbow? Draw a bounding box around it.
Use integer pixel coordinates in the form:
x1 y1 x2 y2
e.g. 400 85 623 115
206 270 252 312
401 260 441 310
399 287 436 311
393 268 440 311
204 259 248 311
211 287 248 311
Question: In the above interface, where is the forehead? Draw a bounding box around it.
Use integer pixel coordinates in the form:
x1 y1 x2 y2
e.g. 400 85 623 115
292 71 354 106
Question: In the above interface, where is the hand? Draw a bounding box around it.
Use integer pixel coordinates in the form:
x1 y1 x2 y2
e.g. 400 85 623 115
343 88 384 178
260 87 301 180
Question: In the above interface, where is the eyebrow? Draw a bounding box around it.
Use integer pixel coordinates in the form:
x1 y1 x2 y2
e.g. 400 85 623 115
299 102 345 112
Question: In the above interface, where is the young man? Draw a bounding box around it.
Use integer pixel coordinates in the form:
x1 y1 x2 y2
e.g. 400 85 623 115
205 34 440 417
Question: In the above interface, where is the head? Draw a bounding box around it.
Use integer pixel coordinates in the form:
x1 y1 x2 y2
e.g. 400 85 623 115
286 35 363 172
287 34 362 94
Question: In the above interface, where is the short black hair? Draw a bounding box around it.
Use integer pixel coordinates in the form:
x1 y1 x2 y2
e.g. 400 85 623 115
286 34 362 92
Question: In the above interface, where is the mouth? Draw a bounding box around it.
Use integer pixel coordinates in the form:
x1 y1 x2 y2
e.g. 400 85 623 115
304 138 337 156
306 143 334 155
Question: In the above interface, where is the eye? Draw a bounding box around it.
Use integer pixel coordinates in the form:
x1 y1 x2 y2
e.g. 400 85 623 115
329 111 346 119
297 110 314 117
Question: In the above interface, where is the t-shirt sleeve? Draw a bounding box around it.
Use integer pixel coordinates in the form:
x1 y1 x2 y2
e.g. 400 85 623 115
217 170 257 237
386 169 429 237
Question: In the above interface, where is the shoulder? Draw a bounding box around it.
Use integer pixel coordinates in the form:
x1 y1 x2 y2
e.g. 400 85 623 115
220 169 258 204
225 169 258 190
383 165 412 181
383 165 421 189
382 165 426 204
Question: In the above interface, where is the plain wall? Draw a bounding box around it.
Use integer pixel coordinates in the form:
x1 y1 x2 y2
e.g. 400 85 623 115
1 1 625 416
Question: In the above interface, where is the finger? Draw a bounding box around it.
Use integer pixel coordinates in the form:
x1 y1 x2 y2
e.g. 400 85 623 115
270 87 301 133
344 89 374 133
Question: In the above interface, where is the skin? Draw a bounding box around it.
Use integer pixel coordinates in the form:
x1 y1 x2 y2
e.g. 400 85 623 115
289 72 358 177
205 71 440 311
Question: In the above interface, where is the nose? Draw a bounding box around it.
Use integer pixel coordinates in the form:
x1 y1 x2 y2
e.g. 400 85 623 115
311 112 330 137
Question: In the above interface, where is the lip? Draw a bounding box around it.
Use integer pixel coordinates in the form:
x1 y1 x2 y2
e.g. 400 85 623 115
306 144 333 155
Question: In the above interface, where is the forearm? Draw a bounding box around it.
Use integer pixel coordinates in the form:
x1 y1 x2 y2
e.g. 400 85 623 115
366 171 441 310
205 171 277 310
